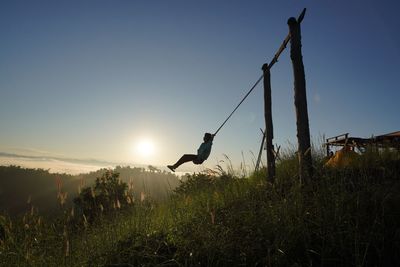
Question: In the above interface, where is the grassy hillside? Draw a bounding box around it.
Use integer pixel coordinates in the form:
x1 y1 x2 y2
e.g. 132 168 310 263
0 149 399 266
0 165 180 216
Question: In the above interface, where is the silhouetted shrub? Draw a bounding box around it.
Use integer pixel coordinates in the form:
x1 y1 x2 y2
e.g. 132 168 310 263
73 170 131 223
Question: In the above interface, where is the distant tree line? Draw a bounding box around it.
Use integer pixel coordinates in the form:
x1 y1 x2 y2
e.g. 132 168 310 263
0 165 181 217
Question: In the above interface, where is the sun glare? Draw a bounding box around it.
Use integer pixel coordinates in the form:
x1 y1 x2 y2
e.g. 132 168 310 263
134 138 155 157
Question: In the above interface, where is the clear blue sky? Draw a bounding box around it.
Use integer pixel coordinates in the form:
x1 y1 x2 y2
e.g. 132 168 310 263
0 0 399 171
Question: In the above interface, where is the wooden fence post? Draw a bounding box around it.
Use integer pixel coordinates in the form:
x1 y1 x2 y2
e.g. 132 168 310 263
288 17 313 183
262 63 275 183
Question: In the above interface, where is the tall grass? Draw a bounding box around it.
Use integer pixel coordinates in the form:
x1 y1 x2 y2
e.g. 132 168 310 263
1 149 399 266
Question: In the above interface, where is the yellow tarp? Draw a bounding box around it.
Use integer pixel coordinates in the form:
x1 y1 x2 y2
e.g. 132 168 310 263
325 147 359 168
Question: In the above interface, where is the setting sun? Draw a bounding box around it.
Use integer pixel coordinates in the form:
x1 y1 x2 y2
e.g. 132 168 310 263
134 138 155 157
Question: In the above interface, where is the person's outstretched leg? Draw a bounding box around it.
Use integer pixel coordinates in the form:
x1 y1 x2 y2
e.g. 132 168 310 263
168 154 197 172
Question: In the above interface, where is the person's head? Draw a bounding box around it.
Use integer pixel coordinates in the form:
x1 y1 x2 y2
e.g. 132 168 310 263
203 133 213 142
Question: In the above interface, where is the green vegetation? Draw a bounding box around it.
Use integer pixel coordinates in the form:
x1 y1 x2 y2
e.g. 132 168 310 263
0 165 180 216
1 149 400 266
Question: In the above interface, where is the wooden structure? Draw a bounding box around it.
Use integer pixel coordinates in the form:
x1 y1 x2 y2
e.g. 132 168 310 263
255 129 266 173
288 16 313 183
374 131 400 148
262 64 275 182
324 131 400 156
257 8 308 183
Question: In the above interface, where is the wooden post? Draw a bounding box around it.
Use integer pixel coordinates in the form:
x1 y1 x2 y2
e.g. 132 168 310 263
288 17 313 183
255 128 266 172
262 63 275 183
326 138 330 157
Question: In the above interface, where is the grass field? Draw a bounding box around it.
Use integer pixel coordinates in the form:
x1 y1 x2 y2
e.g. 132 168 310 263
1 148 399 266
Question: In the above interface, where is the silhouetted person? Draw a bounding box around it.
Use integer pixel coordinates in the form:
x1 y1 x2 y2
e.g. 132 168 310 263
168 133 214 172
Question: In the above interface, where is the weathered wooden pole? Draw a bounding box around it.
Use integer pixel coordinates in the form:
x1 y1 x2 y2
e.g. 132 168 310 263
262 63 275 183
255 129 265 173
288 16 313 183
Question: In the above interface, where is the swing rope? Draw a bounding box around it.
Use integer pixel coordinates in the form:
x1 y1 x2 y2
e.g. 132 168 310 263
213 74 264 136
213 8 306 137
